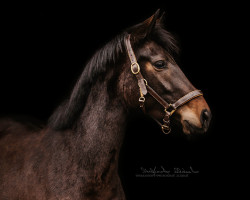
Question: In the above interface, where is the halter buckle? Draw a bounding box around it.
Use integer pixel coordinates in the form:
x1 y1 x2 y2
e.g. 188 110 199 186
131 62 140 74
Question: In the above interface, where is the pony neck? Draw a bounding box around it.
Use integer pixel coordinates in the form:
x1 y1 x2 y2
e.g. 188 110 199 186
44 73 127 198
75 75 127 174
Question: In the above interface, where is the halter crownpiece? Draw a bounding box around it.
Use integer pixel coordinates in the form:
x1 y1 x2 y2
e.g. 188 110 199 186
125 34 203 134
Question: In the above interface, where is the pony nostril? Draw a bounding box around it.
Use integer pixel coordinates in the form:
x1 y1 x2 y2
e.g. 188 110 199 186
201 109 211 130
203 110 209 121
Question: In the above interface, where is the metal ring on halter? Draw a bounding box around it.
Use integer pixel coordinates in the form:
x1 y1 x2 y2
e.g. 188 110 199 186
164 108 171 116
139 96 145 103
163 118 170 125
131 62 140 74
164 105 176 116
169 109 176 116
161 125 171 134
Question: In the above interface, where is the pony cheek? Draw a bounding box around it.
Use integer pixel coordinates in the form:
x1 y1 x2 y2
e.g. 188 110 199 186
122 81 141 109
143 99 166 120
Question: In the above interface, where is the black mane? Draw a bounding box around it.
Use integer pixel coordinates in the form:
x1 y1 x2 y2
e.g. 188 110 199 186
48 24 178 130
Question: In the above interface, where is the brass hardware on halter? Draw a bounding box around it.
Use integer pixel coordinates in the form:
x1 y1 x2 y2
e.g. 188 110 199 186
161 125 171 134
162 110 171 134
139 88 145 108
139 96 145 103
125 34 203 134
164 104 176 116
131 62 140 74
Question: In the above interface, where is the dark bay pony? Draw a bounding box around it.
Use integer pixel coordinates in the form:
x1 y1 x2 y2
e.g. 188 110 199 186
0 10 211 200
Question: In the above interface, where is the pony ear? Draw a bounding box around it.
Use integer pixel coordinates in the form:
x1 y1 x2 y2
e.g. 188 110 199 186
157 11 166 25
129 9 161 41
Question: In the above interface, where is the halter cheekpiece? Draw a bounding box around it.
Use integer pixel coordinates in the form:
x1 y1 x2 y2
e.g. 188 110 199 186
125 35 203 134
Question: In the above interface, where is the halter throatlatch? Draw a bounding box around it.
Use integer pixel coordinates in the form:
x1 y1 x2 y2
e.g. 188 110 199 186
125 35 203 134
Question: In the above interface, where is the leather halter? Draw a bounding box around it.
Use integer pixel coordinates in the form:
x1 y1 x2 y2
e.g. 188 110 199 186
125 35 203 134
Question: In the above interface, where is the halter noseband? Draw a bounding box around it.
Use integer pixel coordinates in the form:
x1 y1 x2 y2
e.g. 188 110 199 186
125 35 203 134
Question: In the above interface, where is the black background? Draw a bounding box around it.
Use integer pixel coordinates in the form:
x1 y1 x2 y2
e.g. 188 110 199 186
0 1 245 199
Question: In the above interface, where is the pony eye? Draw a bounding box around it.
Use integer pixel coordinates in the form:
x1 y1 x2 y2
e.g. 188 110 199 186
153 60 166 69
